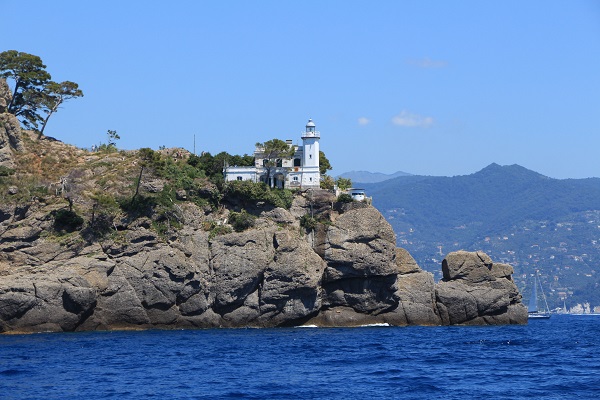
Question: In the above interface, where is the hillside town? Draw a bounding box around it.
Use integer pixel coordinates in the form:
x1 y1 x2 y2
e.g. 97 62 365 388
388 207 600 314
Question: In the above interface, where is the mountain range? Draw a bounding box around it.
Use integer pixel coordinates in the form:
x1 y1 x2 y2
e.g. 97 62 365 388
335 170 412 183
345 163 600 312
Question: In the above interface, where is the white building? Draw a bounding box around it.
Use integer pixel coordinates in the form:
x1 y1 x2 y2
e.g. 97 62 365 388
349 188 366 202
224 119 321 189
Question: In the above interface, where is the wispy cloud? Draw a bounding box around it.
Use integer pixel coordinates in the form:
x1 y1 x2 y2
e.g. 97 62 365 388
407 57 448 69
358 117 370 126
392 110 434 128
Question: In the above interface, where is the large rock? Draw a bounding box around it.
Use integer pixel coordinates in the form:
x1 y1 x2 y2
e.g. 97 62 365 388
385 249 441 325
258 230 325 326
318 207 399 314
436 250 527 325
0 263 97 333
210 228 275 321
442 251 495 283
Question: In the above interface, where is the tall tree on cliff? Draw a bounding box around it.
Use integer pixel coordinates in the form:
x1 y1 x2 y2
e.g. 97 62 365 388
255 139 294 187
38 81 83 137
0 50 51 129
319 150 332 175
0 50 83 136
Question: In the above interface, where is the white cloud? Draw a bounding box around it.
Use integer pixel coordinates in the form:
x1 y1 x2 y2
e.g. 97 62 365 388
358 117 370 126
407 58 448 69
391 110 434 128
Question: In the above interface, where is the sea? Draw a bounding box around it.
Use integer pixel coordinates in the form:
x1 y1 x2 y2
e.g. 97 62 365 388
1 315 599 400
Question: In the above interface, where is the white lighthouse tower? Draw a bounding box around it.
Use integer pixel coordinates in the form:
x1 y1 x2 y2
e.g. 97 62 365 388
300 118 321 188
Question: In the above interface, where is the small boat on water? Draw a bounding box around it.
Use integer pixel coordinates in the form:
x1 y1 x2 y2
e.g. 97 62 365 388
528 270 551 319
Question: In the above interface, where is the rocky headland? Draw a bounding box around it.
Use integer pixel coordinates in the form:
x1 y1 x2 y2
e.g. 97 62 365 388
0 82 527 333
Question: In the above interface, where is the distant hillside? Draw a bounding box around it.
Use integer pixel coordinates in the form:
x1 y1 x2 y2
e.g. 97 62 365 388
336 170 412 184
362 163 600 312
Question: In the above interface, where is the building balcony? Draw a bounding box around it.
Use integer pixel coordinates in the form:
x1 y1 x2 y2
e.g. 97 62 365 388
301 131 320 138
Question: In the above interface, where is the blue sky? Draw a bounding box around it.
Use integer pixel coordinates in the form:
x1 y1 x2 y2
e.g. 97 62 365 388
3 0 600 178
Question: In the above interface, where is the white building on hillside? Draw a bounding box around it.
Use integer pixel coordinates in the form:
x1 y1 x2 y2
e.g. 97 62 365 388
224 119 321 189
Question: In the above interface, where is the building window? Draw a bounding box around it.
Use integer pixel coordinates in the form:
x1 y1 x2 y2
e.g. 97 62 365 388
237 176 243 181
293 176 298 181
309 154 312 159
309 177 312 181
294 158 301 167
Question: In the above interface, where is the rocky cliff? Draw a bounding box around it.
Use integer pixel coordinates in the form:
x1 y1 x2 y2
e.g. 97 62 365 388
0 203 527 333
0 92 528 333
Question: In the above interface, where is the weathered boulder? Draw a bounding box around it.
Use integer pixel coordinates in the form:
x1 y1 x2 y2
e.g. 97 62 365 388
0 263 97 333
442 251 495 283
436 250 527 325
260 207 296 225
395 247 422 274
384 248 441 326
318 207 399 314
210 228 275 319
258 230 325 326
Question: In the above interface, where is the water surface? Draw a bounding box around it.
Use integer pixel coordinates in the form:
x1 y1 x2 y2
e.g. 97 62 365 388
1 315 598 399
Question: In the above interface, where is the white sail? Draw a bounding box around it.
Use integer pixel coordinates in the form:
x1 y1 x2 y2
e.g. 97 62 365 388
528 270 551 319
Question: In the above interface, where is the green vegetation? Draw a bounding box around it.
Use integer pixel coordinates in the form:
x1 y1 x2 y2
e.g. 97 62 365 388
187 151 253 188
88 192 120 237
335 177 352 190
38 81 83 137
300 214 318 230
0 50 83 135
205 221 233 240
337 193 353 203
225 180 293 209
319 151 332 175
228 209 256 232
320 174 334 190
52 209 84 233
255 139 295 185
0 166 15 177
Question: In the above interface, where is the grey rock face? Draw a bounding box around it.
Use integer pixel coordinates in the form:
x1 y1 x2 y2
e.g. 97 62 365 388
436 250 527 325
258 230 325 326
0 78 11 112
0 197 526 333
319 207 399 314
0 113 24 169
386 249 440 326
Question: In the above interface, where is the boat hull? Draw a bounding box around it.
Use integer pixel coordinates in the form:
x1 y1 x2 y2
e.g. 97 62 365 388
528 313 551 319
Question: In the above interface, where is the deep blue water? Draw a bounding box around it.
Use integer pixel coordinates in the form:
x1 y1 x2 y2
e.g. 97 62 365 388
1 315 599 399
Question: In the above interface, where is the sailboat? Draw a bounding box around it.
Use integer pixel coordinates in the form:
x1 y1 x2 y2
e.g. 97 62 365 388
528 270 551 319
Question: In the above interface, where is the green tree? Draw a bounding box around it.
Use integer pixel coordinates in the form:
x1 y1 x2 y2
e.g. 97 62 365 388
38 81 83 137
188 152 220 179
337 193 353 203
229 154 255 167
336 177 352 190
319 150 332 175
255 138 294 187
320 174 334 190
107 129 120 147
0 50 51 129
228 209 256 232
